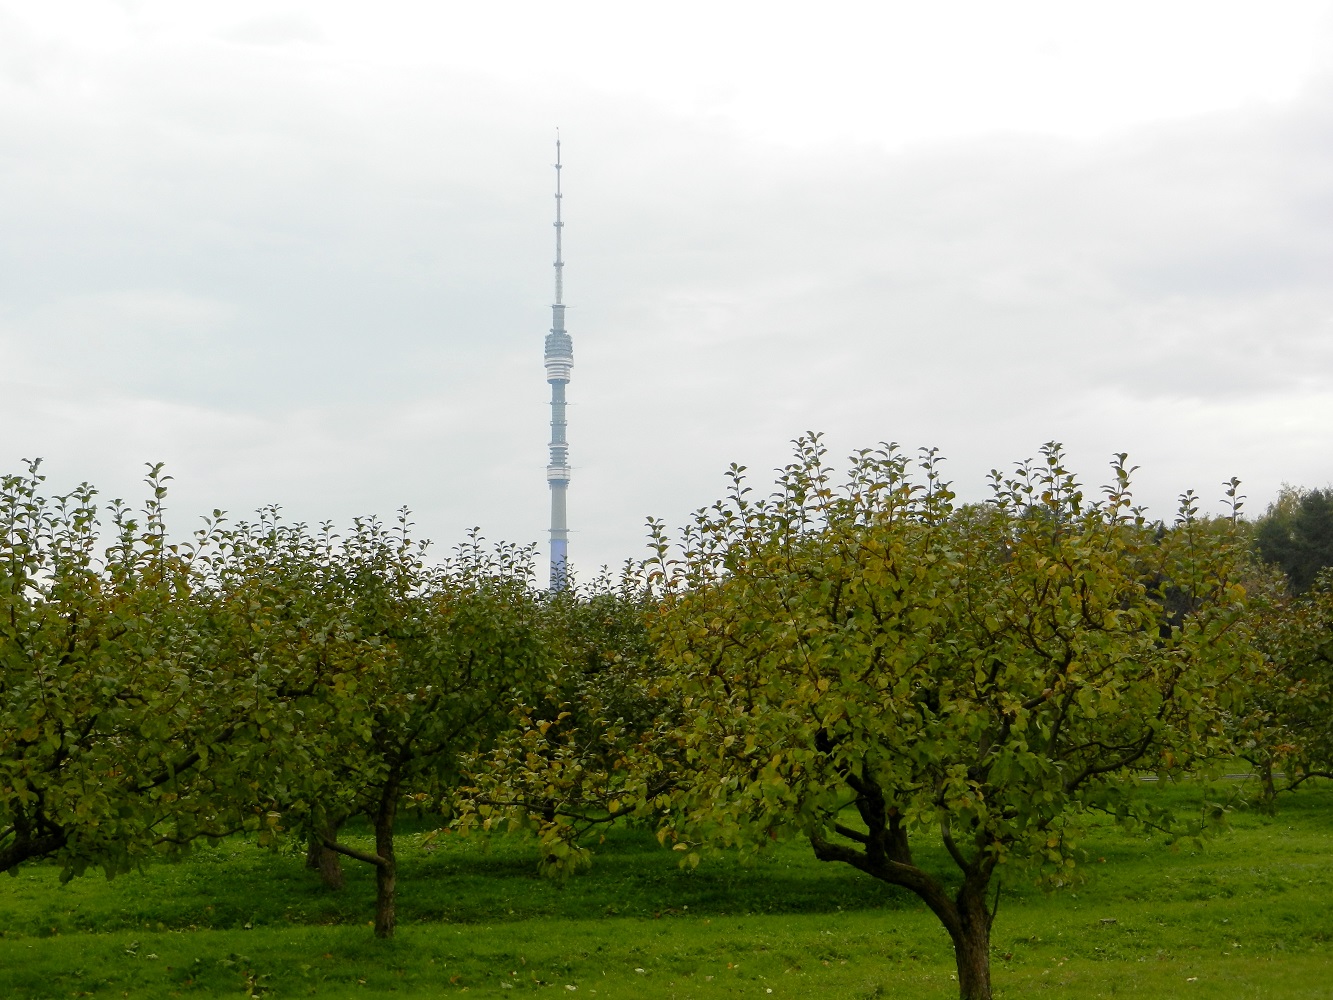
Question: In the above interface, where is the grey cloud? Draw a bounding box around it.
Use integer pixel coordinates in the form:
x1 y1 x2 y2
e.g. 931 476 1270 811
2 32 1332 570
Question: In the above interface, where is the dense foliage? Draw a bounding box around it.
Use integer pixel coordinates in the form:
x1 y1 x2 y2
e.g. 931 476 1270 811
1254 485 1333 594
273 521 552 937
1242 570 1333 799
641 438 1258 1000
0 466 552 939
458 570 680 874
0 463 289 878
4 446 1321 989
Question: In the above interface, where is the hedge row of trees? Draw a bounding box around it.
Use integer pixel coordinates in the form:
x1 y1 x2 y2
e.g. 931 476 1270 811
0 461 550 938
1243 484 1333 799
3 443 1330 1000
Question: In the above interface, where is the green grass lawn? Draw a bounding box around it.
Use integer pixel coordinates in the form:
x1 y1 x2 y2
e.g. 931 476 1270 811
1 781 1329 999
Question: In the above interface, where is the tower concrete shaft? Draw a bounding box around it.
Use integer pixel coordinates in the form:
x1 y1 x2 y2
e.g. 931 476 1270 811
545 137 573 589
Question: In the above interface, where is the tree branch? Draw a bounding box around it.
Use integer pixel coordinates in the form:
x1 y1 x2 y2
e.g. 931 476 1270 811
319 836 388 869
833 822 870 845
939 815 972 875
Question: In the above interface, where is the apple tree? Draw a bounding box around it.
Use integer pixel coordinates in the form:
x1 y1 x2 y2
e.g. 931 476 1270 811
645 438 1257 1000
273 521 553 938
0 463 294 878
1242 569 1333 800
457 569 681 874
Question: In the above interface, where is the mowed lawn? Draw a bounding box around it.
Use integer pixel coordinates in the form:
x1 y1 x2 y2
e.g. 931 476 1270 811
0 781 1329 999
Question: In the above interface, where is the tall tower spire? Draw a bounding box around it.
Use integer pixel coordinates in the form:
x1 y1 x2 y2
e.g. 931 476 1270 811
545 135 573 589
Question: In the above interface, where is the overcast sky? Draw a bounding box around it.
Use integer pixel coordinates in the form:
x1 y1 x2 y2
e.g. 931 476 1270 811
3 1 1333 573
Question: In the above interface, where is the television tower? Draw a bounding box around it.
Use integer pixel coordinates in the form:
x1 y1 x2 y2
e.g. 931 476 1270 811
544 137 573 589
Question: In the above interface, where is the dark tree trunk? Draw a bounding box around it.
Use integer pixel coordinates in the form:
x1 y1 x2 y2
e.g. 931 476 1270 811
373 775 399 939
911 877 993 1000
1259 758 1278 811
809 760 997 1000
949 882 994 1000
812 835 996 1000
808 761 997 1000
952 928 992 1000
305 817 345 890
0 828 66 875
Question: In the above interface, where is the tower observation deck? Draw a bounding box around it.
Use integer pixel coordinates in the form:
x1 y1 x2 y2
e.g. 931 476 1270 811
545 137 573 589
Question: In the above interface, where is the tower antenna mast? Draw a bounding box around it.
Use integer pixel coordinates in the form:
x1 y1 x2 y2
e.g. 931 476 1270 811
544 134 573 589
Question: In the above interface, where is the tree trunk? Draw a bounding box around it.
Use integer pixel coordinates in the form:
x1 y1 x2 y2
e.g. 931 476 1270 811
949 891 993 1000
1259 758 1278 812
305 817 345 890
952 931 992 1000
373 776 399 939
808 772 995 1000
